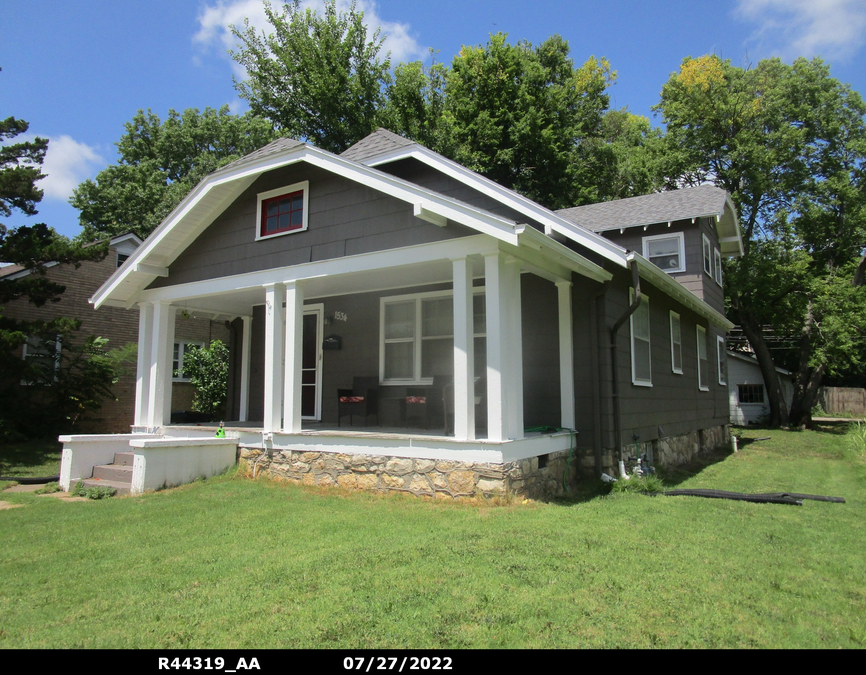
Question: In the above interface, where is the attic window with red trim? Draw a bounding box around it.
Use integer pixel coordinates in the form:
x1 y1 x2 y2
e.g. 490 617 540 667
256 181 309 240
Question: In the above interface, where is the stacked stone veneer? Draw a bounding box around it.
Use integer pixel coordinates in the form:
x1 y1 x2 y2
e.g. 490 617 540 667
238 424 729 501
652 424 731 467
239 446 578 500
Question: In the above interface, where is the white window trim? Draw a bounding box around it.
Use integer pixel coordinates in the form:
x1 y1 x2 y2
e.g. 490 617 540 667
255 180 310 241
713 248 723 286
642 231 686 274
696 325 709 391
173 341 205 382
670 311 683 375
702 234 713 277
629 289 652 387
21 335 61 385
717 335 727 385
379 288 485 385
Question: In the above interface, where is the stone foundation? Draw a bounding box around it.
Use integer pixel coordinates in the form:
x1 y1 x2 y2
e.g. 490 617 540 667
239 446 579 501
238 424 729 501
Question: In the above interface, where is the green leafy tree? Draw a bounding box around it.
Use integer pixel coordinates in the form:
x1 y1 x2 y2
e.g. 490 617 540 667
656 55 866 427
71 106 276 240
444 33 615 209
178 340 229 419
381 58 449 153
231 0 390 154
1 98 117 438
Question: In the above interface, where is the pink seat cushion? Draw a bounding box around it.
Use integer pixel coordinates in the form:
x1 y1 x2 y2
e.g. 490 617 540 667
339 396 365 403
406 396 427 404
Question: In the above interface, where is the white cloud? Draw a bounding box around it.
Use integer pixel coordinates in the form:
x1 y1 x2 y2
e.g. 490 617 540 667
33 135 103 202
194 0 425 75
735 0 866 62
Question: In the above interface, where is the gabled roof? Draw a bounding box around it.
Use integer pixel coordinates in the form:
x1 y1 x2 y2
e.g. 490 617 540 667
556 185 743 257
341 128 416 162
0 233 142 281
219 137 304 172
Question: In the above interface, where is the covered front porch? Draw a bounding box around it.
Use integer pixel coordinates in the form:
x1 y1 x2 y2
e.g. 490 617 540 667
133 233 600 449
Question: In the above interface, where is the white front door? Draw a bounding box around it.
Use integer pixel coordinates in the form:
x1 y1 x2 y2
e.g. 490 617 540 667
301 304 324 420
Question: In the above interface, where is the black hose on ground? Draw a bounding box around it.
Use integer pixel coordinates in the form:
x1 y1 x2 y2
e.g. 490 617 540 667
0 474 60 484
655 489 845 505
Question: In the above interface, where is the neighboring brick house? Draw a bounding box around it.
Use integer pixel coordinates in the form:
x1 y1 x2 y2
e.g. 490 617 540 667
1 233 228 433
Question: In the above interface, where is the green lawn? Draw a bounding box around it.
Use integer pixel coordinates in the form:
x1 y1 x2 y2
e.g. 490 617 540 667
0 438 62 486
0 424 864 648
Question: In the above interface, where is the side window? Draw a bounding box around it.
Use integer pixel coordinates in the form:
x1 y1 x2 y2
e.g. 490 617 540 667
173 341 204 382
717 335 727 385
702 234 713 277
21 335 61 385
713 248 723 286
696 325 708 391
670 312 683 374
630 289 651 386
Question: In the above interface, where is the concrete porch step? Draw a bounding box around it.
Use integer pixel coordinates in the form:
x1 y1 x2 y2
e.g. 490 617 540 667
113 452 135 467
92 463 133 482
79 477 131 496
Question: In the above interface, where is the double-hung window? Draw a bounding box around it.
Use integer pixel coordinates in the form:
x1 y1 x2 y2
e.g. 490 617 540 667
670 312 683 374
738 384 764 404
702 234 713 276
696 325 709 391
643 232 685 273
717 335 727 385
630 289 651 386
380 290 486 384
256 181 309 240
21 335 61 385
173 341 204 382
713 248 723 286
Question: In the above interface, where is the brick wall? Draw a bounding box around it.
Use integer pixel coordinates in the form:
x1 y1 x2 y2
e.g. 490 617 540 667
3 246 228 433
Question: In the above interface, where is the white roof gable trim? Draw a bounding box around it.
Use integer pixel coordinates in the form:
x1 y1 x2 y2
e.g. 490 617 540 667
91 144 525 309
361 145 630 269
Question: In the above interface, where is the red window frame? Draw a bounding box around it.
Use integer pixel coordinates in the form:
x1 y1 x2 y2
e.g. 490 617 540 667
260 189 305 237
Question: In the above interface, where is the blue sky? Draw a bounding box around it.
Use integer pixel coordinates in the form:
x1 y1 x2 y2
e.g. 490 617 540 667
3 0 866 239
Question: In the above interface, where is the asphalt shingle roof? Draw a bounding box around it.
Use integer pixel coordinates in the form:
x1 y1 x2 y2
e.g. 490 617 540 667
219 136 305 172
556 185 728 232
340 128 417 162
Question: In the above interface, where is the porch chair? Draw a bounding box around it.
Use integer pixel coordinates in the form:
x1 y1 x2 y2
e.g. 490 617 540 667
337 377 379 427
405 375 451 430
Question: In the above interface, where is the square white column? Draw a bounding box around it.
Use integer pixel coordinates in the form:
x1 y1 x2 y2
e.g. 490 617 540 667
484 253 508 442
146 301 176 429
263 283 285 433
239 315 252 422
282 281 305 433
504 258 524 440
556 279 576 429
134 302 154 427
452 257 475 440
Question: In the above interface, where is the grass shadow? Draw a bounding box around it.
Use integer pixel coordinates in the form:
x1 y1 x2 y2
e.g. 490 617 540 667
0 439 63 477
656 447 735 487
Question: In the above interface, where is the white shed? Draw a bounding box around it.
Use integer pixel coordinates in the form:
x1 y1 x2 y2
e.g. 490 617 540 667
728 351 795 426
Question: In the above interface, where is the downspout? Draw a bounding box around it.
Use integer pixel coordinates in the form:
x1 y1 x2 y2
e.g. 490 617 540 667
590 279 611 476
610 257 642 479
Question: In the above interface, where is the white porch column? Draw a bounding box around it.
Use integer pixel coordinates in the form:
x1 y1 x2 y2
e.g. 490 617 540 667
504 258 524 440
263 283 285 433
146 301 176 429
556 279 576 429
282 281 305 433
238 315 252 422
134 302 154 427
452 257 475 440
484 253 508 442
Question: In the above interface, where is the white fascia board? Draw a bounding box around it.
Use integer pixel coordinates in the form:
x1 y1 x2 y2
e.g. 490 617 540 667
138 235 499 305
93 144 520 309
517 225 612 283
362 146 628 268
109 233 143 248
629 252 734 330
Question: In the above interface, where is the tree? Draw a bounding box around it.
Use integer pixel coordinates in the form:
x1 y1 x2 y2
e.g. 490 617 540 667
231 0 390 154
1 102 116 438
178 340 229 419
71 106 276 240
656 55 866 427
444 34 616 210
